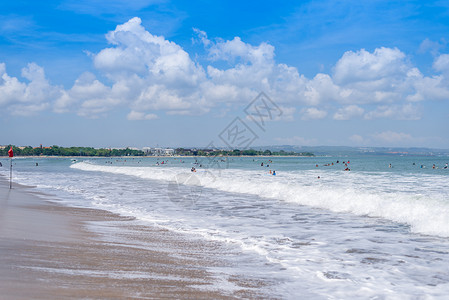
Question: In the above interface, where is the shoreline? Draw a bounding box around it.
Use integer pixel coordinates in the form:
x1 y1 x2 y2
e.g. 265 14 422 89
0 176 275 299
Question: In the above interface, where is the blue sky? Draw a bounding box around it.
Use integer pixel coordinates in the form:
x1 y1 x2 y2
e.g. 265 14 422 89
1 0 449 149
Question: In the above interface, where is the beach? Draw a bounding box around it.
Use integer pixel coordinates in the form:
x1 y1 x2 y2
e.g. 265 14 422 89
0 177 274 299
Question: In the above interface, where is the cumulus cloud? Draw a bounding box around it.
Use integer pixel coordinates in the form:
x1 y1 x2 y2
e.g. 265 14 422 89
433 54 449 74
300 107 327 120
2 17 449 122
0 62 61 115
54 72 117 118
208 36 275 65
333 105 364 120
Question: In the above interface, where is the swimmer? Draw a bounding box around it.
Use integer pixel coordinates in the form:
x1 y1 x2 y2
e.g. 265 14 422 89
272 170 276 176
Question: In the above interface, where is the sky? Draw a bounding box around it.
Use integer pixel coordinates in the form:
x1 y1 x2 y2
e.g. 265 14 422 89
1 0 449 149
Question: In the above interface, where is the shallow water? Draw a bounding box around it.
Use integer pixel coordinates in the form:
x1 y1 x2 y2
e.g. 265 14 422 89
1 155 449 298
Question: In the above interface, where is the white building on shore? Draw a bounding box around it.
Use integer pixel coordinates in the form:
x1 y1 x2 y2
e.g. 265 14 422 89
142 147 174 156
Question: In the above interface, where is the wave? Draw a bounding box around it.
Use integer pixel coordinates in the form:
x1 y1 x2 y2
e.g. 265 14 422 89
71 161 449 237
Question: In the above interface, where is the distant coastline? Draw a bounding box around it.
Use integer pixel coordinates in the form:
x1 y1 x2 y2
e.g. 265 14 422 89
0 145 314 158
3 144 448 158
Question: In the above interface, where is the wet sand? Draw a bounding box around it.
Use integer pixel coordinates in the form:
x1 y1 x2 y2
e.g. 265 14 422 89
0 178 275 299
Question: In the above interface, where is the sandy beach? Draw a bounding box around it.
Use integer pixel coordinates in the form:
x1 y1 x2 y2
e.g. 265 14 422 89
0 177 274 299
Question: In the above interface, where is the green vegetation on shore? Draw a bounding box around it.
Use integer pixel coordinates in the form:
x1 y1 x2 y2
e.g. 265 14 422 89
1 145 144 157
1 145 314 157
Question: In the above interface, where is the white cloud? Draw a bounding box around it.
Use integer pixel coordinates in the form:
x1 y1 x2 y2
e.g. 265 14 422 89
333 105 364 120
372 131 413 144
126 110 158 120
2 17 449 123
0 62 61 115
419 38 446 56
364 103 421 120
433 54 449 73
192 28 210 46
300 107 328 120
208 36 275 65
334 47 407 85
54 72 118 118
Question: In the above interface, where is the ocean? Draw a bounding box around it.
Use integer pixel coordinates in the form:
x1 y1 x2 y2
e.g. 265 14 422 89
1 154 449 298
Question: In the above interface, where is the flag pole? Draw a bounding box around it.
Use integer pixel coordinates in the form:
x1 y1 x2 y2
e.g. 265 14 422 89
8 146 14 189
10 157 12 189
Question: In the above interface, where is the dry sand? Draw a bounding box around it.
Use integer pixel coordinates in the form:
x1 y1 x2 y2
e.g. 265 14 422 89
0 178 276 299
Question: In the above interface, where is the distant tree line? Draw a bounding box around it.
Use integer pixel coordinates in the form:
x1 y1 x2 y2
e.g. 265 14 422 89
1 145 314 157
1 145 144 157
175 148 314 157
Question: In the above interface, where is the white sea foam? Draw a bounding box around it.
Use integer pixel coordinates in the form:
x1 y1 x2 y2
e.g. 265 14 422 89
71 161 449 237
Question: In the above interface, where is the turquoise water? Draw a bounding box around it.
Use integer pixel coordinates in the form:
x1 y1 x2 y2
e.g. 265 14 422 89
1 154 449 298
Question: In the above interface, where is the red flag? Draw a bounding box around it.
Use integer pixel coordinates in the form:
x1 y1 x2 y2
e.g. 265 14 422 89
8 147 13 158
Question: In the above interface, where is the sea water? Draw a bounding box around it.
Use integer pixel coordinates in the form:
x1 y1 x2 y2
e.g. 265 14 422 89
1 155 449 298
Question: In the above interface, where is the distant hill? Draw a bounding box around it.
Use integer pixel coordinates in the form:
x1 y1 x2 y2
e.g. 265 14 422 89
252 145 449 157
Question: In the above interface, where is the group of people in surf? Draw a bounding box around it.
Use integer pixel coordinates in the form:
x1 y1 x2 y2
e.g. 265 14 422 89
260 159 276 175
316 160 351 171
423 163 448 169
412 162 448 169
